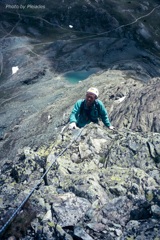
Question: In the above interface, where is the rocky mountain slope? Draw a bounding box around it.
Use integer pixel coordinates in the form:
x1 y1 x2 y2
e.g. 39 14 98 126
0 123 160 239
0 0 160 239
0 71 159 239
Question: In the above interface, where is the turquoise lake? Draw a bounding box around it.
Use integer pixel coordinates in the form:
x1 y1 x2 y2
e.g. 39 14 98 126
64 69 99 84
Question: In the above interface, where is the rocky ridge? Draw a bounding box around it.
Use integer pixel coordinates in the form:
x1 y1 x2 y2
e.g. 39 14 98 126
0 123 160 239
1 0 160 161
0 70 160 161
0 68 160 239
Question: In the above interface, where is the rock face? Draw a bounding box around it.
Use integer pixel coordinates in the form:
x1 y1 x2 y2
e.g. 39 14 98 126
0 124 160 239
1 0 160 161
110 77 160 133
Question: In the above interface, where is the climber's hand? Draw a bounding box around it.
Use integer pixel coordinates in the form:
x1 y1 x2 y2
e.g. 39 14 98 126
108 125 115 130
69 122 78 129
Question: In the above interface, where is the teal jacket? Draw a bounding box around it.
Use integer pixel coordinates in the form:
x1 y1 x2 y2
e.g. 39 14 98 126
69 99 111 128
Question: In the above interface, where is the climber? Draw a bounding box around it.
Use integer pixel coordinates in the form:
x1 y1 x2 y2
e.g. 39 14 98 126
69 87 114 129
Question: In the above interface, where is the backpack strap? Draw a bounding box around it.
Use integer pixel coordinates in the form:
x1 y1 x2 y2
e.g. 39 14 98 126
80 99 85 116
94 99 101 116
80 99 100 116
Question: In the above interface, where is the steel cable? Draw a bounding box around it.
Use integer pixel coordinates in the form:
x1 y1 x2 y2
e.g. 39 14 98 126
0 127 84 237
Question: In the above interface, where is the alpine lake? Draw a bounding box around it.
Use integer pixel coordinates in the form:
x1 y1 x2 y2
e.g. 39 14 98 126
64 68 100 84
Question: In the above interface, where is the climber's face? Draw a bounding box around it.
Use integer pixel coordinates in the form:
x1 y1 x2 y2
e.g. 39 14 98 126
85 92 96 107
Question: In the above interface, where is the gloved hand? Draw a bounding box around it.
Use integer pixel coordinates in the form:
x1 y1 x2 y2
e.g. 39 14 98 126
108 125 115 130
69 122 78 129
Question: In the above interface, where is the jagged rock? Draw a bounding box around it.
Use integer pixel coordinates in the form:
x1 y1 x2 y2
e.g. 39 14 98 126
89 138 107 154
109 185 127 196
43 210 52 222
111 78 160 132
0 123 160 239
74 226 94 240
71 153 80 163
124 218 160 239
38 221 74 240
49 192 91 227
1 1 160 162
151 205 160 219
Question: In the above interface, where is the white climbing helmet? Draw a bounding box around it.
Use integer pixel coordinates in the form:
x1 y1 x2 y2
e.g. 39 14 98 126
87 87 99 97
